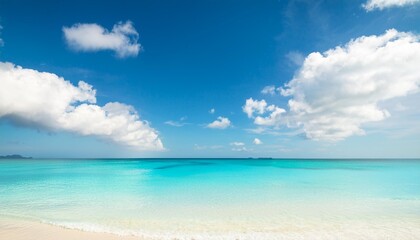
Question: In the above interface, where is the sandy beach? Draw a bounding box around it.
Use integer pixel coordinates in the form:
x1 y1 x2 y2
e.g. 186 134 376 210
0 217 142 240
2 215 420 240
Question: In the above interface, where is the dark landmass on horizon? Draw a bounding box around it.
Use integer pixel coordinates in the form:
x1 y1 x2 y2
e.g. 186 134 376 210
0 154 32 159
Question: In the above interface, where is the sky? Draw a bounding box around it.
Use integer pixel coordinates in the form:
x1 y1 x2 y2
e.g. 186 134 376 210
0 0 420 158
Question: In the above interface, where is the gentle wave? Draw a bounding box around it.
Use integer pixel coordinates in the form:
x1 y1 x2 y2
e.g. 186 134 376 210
42 220 309 240
41 219 420 240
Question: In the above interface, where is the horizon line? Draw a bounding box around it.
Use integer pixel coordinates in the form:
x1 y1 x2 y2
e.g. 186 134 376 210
2 157 420 160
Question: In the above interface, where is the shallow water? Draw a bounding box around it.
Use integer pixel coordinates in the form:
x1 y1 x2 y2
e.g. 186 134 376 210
1 159 420 239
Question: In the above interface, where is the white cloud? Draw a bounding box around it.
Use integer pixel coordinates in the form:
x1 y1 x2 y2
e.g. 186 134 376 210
245 29 420 141
243 98 268 118
194 144 223 150
231 146 249 152
207 116 231 129
230 142 245 146
164 120 184 127
253 138 263 145
286 51 305 66
261 85 276 95
0 62 163 150
164 116 188 127
246 127 267 134
363 0 420 11
209 108 215 114
254 105 286 126
63 21 140 58
246 127 303 137
243 98 286 126
0 25 3 47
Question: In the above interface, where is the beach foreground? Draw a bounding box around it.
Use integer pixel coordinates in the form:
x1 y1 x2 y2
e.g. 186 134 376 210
0 217 141 240
1 215 420 240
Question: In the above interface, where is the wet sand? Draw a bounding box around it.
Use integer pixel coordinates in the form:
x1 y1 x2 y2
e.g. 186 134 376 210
0 217 143 240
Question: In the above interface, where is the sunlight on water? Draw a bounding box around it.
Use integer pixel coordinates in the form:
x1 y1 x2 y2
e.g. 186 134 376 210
1 159 420 239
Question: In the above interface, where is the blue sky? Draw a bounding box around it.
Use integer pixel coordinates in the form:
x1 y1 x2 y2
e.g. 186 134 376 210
1 0 420 158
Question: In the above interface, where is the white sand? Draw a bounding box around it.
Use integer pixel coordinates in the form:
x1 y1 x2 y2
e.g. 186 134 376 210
0 217 143 240
2 215 420 240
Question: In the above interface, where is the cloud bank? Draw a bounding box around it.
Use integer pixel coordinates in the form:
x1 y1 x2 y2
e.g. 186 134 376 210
0 62 163 150
207 117 231 129
363 0 420 11
245 29 420 141
63 21 141 58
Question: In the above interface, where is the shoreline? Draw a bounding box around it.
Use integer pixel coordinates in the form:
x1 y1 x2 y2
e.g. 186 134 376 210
0 216 143 240
2 215 420 240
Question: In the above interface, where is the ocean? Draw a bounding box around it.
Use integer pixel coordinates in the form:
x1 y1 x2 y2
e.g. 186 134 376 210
1 158 420 239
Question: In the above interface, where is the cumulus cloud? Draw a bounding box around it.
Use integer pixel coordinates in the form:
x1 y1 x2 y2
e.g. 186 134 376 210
245 29 420 141
253 138 263 145
0 62 163 150
261 85 276 95
243 98 286 126
363 0 420 11
207 116 231 129
254 105 286 127
243 98 268 118
63 21 141 58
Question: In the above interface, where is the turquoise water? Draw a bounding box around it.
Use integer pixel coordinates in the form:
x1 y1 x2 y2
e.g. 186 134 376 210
1 159 420 239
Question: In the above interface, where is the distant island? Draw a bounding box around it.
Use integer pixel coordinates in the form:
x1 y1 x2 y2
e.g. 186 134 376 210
0 154 32 159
